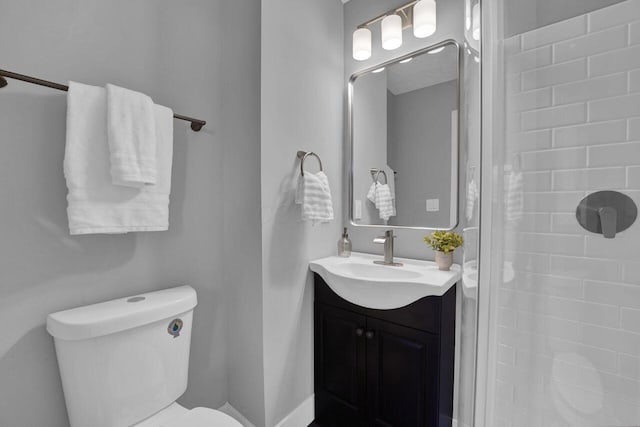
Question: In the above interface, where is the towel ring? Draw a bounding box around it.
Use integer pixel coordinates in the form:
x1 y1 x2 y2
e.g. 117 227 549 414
370 168 388 185
297 151 323 176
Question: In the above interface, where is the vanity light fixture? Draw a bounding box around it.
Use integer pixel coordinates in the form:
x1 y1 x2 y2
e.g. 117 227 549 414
353 27 372 60
382 14 403 50
351 0 437 61
413 0 437 38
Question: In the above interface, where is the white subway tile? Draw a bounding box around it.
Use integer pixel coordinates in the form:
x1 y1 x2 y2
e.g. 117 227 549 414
551 213 586 234
505 250 551 273
620 353 640 381
581 324 640 355
553 167 626 191
522 59 587 91
589 45 640 77
499 307 517 327
598 371 640 402
517 311 580 341
589 93 640 122
522 103 587 131
498 344 517 365
521 147 586 171
506 72 521 95
548 337 618 373
588 142 640 167
630 20 640 45
554 25 628 63
624 261 640 282
522 171 552 192
585 235 637 260
630 69 640 93
630 117 640 140
504 35 522 56
495 380 515 402
553 73 627 105
518 292 619 327
623 308 640 334
507 130 553 152
515 272 583 298
522 15 587 50
608 398 640 425
628 166 640 187
553 120 627 148
523 191 584 212
508 45 553 73
510 87 553 112
550 255 621 281
589 0 640 32
585 280 640 309
514 213 551 233
508 232 584 256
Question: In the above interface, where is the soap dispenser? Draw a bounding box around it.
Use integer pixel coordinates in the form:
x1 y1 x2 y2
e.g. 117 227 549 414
338 227 352 257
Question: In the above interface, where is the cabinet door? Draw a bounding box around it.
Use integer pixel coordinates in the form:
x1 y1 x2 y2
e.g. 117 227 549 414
366 318 439 427
315 303 367 427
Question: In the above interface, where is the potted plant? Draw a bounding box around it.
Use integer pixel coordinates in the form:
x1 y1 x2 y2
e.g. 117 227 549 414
423 231 464 271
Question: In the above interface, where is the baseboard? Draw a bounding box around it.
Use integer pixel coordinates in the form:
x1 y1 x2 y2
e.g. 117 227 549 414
274 395 315 427
218 402 257 427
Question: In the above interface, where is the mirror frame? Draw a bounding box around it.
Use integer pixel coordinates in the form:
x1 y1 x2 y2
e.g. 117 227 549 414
347 39 461 231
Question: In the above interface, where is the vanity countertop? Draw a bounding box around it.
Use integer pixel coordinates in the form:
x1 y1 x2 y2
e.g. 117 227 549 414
310 252 460 310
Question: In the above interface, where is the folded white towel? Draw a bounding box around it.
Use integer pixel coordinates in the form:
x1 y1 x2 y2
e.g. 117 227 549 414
466 177 478 221
366 182 395 221
295 171 334 224
106 84 157 188
64 82 173 235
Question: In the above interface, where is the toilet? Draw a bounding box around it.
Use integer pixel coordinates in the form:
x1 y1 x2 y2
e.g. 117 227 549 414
46 285 242 427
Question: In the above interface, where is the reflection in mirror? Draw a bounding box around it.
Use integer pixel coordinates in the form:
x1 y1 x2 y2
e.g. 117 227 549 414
349 41 459 229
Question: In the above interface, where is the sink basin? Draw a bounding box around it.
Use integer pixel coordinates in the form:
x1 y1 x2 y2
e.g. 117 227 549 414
310 252 461 310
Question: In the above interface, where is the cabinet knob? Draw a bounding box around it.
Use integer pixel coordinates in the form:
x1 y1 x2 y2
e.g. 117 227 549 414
365 330 375 340
355 327 364 337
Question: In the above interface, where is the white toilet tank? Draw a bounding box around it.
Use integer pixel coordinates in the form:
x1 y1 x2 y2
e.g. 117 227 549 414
46 286 198 427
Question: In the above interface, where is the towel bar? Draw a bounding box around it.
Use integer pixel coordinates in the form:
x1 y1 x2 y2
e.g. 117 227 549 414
0 68 206 132
297 151 323 176
370 168 388 184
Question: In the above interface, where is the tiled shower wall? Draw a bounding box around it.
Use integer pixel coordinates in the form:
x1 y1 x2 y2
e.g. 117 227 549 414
494 1 640 425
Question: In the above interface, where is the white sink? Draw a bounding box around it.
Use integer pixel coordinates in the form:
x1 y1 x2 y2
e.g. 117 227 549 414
310 252 461 310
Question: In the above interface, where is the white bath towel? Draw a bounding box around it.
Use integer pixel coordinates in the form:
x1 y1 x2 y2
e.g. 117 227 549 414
367 182 396 221
106 83 157 188
466 177 478 221
295 171 334 224
64 82 173 235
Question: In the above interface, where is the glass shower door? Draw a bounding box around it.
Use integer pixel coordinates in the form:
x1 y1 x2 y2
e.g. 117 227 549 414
479 0 640 426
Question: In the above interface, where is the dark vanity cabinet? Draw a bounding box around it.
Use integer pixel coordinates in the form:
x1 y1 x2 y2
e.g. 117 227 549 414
313 274 456 427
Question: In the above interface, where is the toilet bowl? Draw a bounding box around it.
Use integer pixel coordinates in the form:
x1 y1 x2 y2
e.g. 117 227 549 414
46 286 242 427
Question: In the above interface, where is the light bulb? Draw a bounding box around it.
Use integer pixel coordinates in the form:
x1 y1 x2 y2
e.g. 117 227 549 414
381 14 402 50
352 27 372 61
472 3 480 41
413 0 436 38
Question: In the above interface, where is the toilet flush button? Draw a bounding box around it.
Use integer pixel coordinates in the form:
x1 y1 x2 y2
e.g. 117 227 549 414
127 296 146 303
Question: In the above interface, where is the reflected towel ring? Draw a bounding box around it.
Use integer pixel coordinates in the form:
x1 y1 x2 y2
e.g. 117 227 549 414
297 151 323 176
370 168 388 184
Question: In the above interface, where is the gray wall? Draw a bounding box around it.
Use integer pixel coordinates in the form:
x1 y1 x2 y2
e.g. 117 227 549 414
221 1 265 426
388 80 457 228
0 1 260 426
261 0 344 425
344 0 463 259
504 0 626 36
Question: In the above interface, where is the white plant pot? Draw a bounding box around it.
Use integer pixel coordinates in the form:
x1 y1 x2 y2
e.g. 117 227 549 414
434 251 453 271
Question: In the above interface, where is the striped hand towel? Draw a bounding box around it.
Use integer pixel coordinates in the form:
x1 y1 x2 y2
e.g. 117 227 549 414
295 171 334 224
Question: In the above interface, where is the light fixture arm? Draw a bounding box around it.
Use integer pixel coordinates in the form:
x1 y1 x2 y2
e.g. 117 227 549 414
357 0 419 30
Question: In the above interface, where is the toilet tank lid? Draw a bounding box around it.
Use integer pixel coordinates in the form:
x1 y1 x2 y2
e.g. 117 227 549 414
46 285 197 341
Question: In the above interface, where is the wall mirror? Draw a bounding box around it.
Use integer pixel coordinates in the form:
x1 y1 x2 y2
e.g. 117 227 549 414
348 40 460 230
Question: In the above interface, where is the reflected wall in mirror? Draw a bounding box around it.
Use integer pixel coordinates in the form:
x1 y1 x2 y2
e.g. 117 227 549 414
349 41 459 229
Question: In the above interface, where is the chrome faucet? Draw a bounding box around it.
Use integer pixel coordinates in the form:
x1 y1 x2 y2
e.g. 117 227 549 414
373 230 403 266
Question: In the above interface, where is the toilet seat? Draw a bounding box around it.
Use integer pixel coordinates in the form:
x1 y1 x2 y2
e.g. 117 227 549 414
163 407 243 427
